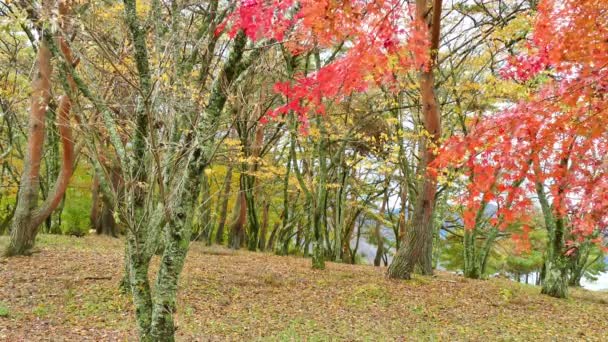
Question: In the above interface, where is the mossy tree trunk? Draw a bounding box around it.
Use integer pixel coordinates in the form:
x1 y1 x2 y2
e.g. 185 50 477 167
535 172 568 298
258 201 270 251
146 29 249 340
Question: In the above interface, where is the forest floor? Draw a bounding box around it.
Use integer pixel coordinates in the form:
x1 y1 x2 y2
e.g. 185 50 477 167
1 235 607 341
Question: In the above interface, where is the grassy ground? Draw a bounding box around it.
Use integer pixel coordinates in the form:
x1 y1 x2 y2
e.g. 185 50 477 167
1 235 607 341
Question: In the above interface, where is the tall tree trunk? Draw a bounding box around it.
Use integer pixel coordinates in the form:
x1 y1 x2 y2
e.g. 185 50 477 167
312 113 328 270
194 171 212 243
91 173 102 233
245 124 264 251
140 27 248 339
388 0 442 279
243 173 259 250
6 19 77 256
145 22 250 342
568 244 596 287
215 166 233 245
267 221 280 251
536 174 568 298
536 148 571 298
230 191 247 249
258 201 270 251
44 104 64 235
92 167 119 237
374 179 389 267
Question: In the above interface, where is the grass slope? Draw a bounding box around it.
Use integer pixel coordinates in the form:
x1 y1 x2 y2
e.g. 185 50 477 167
1 235 607 341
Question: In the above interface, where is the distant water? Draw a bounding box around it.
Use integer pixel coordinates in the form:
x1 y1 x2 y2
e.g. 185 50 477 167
582 272 608 291
353 230 608 292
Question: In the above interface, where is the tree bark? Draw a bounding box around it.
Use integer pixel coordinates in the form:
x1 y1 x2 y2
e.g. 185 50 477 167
258 201 270 251
215 166 233 245
6 20 77 256
388 0 442 279
229 190 247 249
374 179 389 267
536 171 568 298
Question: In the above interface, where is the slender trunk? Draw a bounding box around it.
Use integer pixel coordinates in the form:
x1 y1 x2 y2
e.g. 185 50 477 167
312 115 328 270
334 160 347 261
243 174 259 250
215 166 233 245
91 173 101 232
374 180 389 267
229 191 247 249
463 228 481 279
280 143 292 252
567 243 595 287
258 202 270 250
45 106 63 235
397 185 407 251
194 171 212 243
245 124 264 251
267 221 280 251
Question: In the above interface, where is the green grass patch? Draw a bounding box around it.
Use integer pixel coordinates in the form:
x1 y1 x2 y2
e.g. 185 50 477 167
0 302 9 317
347 283 390 308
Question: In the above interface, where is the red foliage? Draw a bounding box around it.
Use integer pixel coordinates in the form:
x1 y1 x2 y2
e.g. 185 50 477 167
435 0 608 248
224 0 431 130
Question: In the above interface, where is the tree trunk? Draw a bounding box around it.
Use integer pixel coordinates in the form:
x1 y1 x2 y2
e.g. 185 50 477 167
567 243 594 287
243 173 259 251
245 124 264 251
138 28 248 340
91 173 102 233
388 0 442 279
214 166 233 245
534 149 570 298
536 170 568 298
194 171 212 243
312 113 328 270
6 27 76 256
126 237 154 340
44 105 64 235
229 191 247 249
541 216 568 298
258 201 270 251
267 221 280 251
374 180 389 267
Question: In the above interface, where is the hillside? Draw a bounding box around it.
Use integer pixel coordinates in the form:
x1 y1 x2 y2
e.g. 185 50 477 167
1 235 607 341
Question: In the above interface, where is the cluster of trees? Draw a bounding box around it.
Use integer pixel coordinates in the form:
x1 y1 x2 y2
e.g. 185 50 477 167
1 0 606 340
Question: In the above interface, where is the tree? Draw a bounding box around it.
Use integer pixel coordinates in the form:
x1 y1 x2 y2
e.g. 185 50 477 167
388 0 443 279
6 1 78 256
229 0 433 269
435 0 608 298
